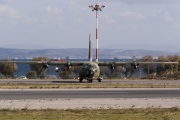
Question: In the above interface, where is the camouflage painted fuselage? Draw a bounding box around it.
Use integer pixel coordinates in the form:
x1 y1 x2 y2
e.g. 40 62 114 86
79 62 102 82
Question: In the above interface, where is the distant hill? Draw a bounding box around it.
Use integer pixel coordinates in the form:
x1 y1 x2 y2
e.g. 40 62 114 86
0 47 177 59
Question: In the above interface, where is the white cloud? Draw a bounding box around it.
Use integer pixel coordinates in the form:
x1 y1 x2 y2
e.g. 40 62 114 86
0 4 8 13
0 4 21 19
154 9 174 22
118 0 180 5
45 6 63 15
68 0 81 11
163 11 174 22
119 12 144 19
104 15 116 24
151 9 180 28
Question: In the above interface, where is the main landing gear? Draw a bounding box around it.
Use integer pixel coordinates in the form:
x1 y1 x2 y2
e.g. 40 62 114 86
98 79 101 82
79 78 102 83
79 79 83 83
87 79 93 83
79 79 93 83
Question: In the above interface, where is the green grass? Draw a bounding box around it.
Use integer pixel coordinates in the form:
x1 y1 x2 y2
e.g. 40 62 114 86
0 108 180 120
0 83 180 89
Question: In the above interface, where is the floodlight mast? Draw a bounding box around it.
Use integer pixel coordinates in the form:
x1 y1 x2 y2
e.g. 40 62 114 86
89 4 105 62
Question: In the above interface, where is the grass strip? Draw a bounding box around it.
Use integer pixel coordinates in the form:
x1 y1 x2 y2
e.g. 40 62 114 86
0 108 180 120
0 83 180 89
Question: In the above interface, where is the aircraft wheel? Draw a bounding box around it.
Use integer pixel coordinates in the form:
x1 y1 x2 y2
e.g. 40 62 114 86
88 80 93 83
79 79 83 83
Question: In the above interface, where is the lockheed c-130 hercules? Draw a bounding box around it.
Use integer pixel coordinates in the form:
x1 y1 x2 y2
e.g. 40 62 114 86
0 34 178 82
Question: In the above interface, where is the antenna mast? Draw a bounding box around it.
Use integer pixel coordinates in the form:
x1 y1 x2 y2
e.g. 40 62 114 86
89 3 105 62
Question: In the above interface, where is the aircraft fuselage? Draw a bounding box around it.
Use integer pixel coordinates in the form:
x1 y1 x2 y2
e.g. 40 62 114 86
78 62 102 82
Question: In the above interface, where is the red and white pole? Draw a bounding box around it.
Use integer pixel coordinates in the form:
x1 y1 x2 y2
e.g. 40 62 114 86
89 4 105 62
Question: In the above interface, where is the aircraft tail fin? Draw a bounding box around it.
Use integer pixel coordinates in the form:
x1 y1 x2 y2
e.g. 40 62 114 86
89 34 92 62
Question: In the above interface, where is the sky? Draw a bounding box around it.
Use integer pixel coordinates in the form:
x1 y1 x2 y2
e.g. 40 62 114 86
1 0 180 52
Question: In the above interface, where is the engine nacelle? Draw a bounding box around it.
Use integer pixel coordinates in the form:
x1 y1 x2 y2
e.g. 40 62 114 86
66 62 71 70
67 66 71 69
131 63 139 69
122 67 126 72
110 64 115 70
43 63 49 69
55 66 59 72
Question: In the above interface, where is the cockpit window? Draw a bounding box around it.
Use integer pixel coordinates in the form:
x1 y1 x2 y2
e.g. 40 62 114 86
83 64 88 68
91 65 96 69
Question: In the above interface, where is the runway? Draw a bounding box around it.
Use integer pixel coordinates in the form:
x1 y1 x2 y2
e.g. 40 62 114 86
1 88 180 109
1 79 180 84
1 80 180 109
0 88 180 100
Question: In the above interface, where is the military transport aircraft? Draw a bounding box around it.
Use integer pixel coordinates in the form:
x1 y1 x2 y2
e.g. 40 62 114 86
0 34 178 82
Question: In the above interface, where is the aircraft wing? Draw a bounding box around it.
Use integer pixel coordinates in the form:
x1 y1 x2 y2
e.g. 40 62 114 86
136 62 178 64
98 62 130 66
0 61 49 64
47 61 85 66
0 61 86 66
0 61 178 66
97 61 178 66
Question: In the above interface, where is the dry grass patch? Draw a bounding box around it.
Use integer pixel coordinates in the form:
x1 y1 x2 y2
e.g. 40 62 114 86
0 108 180 120
0 83 180 89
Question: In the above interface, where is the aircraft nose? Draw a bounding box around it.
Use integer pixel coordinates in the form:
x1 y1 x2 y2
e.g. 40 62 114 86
86 70 94 78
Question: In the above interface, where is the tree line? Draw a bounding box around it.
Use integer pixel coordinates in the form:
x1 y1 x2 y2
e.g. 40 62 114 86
0 55 179 79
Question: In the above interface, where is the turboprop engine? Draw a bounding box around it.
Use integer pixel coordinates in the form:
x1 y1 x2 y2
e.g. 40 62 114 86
121 67 126 72
42 62 49 70
110 64 115 70
66 62 71 69
131 63 139 69
55 66 59 72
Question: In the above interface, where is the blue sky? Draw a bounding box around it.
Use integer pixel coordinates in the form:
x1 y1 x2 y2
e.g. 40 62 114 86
0 0 180 52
